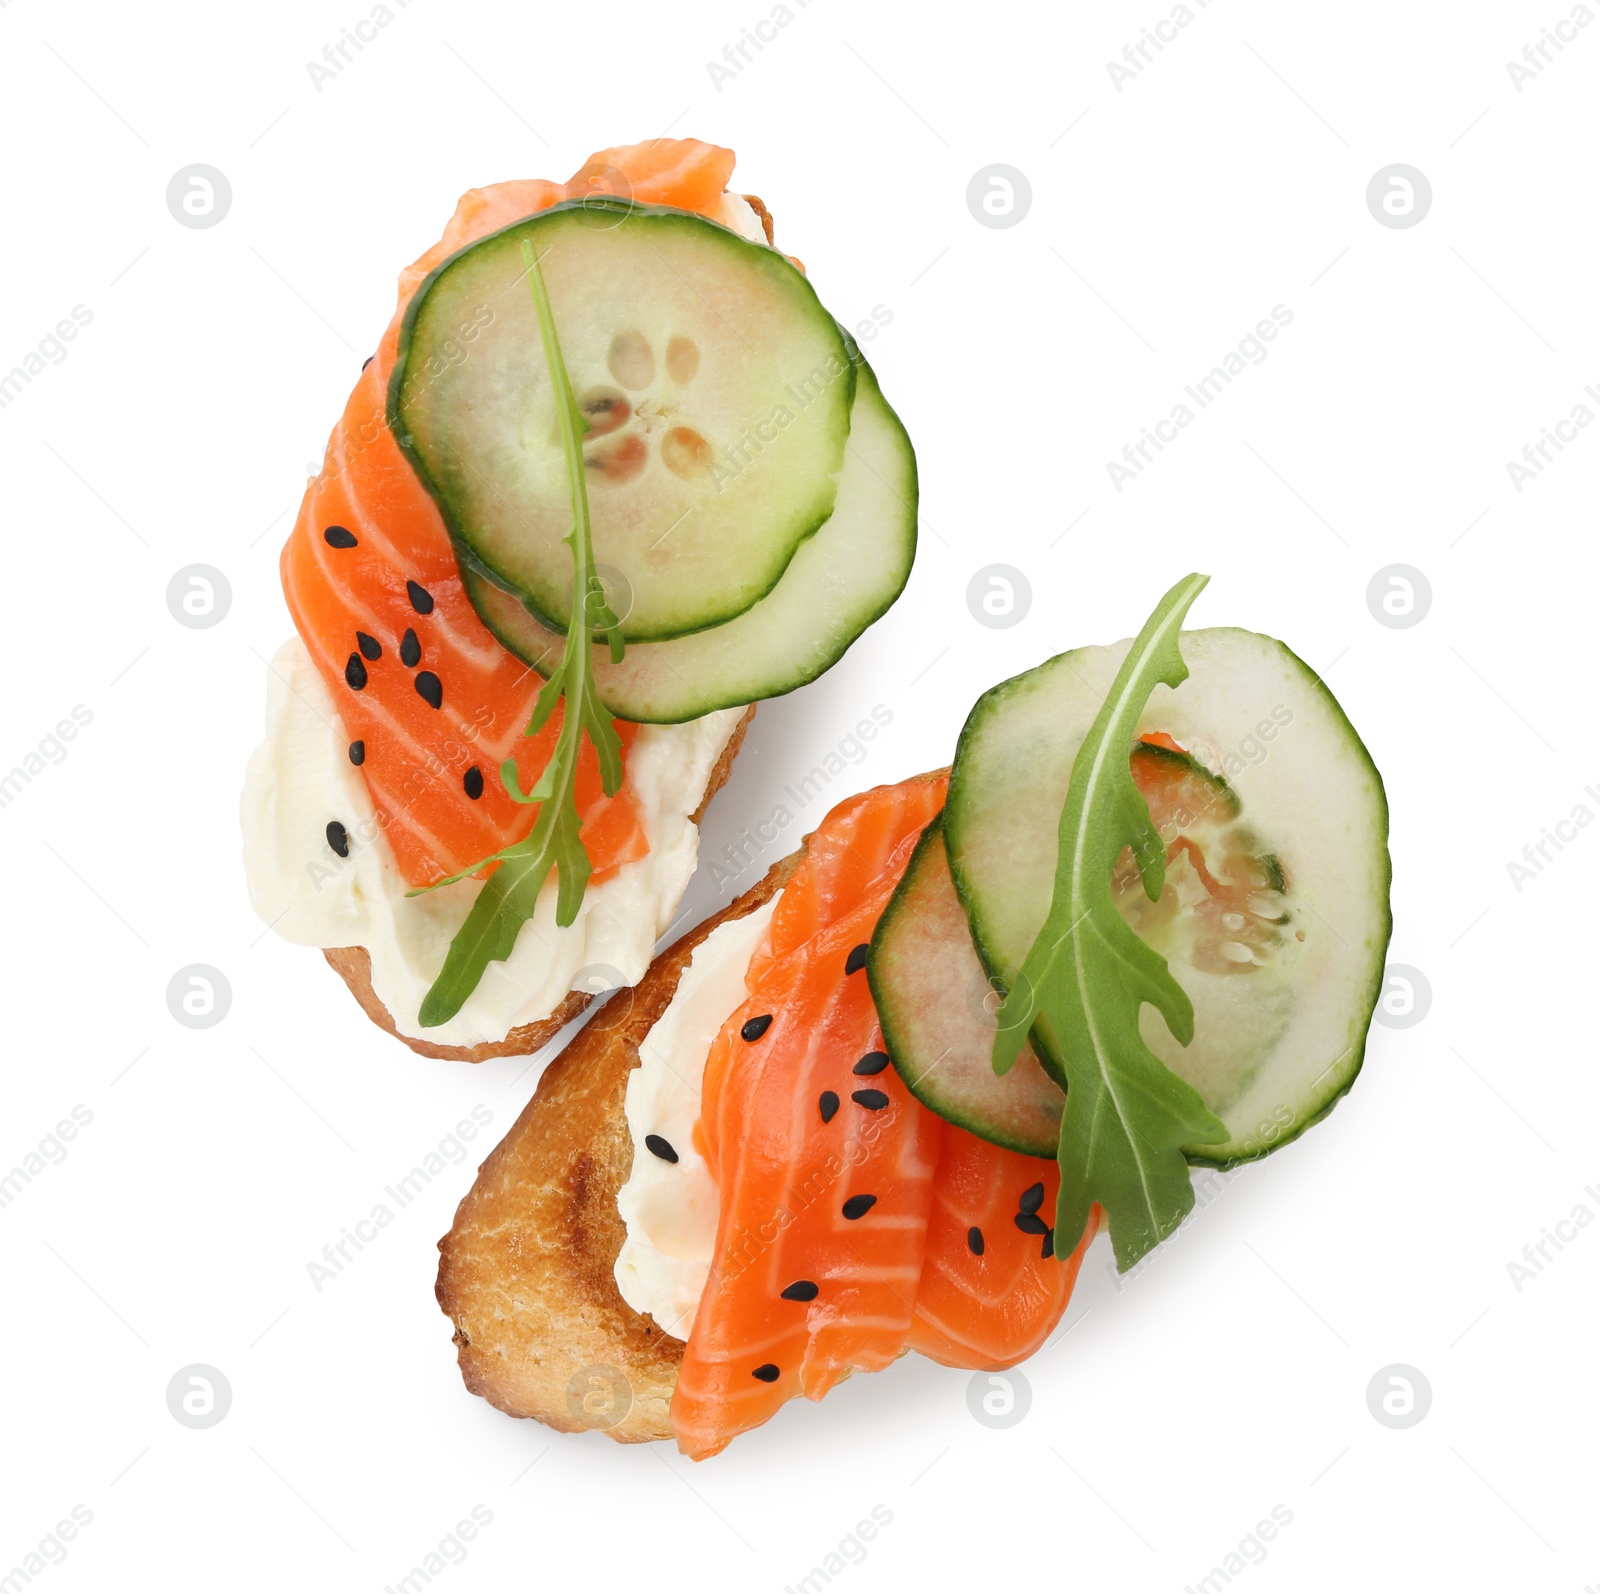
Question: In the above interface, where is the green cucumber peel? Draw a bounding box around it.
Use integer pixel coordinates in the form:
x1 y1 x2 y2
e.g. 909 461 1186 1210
991 572 1229 1271
412 239 625 1029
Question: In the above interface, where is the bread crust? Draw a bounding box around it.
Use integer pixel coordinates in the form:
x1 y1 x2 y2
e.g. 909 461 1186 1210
322 705 755 1060
435 847 802 1442
436 770 950 1443
741 192 776 245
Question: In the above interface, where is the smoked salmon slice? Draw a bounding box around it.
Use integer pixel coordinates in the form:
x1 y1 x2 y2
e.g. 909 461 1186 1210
907 1135 1097 1371
571 141 735 213
673 775 1097 1457
673 777 947 1460
746 775 951 989
279 141 747 886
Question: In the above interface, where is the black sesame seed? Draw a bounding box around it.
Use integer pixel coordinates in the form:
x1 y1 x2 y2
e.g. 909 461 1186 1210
780 1280 819 1302
323 525 357 549
344 653 367 690
325 820 350 858
463 765 485 800
842 1194 877 1220
818 1090 840 1125
356 631 382 661
1018 1182 1045 1217
348 740 365 766
844 943 869 975
361 356 374 371
400 627 421 668
851 1089 889 1111
853 1051 890 1075
406 579 435 614
1014 1211 1049 1236
644 1134 678 1164
1041 1228 1055 1259
415 670 443 709
741 1013 773 1042
751 1364 780 1383
967 1226 985 1257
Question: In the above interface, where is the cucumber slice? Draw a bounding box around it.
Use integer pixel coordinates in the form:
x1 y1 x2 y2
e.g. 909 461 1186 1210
392 199 854 641
461 358 916 724
868 816 1064 1157
945 628 1391 1166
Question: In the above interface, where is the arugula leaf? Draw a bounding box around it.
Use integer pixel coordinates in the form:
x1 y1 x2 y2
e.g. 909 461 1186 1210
413 239 625 1029
991 572 1229 1271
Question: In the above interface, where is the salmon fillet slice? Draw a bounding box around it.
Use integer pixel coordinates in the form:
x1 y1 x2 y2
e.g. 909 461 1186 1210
906 1132 1098 1371
672 778 947 1459
672 775 1097 1455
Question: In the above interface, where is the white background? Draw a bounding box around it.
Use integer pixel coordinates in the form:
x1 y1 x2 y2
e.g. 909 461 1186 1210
1 0 1595 1589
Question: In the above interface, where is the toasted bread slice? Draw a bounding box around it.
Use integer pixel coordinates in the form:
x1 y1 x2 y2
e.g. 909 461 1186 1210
324 705 756 1061
435 846 801 1441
